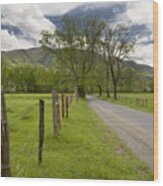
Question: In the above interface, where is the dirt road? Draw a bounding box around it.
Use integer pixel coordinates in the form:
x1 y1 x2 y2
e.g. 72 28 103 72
87 95 154 172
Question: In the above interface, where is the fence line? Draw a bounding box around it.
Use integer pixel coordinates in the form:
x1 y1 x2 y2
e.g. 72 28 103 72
3 90 76 176
118 95 148 108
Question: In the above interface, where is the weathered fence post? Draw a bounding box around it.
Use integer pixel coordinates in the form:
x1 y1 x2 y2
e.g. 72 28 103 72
1 89 12 177
61 93 65 118
66 96 69 118
52 90 58 138
38 99 44 165
56 93 61 130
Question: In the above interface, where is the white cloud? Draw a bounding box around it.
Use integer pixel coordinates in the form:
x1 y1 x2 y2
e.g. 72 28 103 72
127 1 153 66
126 1 153 31
38 2 85 15
114 1 154 66
1 4 55 50
129 43 153 66
1 30 34 50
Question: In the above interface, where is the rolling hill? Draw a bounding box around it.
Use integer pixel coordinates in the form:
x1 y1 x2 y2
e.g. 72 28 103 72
1 47 56 66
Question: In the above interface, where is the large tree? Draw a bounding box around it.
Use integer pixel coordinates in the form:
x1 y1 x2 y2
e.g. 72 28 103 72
98 39 111 98
103 24 136 100
41 16 105 98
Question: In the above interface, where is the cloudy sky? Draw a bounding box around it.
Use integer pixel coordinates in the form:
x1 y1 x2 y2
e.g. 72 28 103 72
1 0 154 66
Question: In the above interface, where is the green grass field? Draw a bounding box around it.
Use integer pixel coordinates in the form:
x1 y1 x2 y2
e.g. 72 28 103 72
5 94 153 180
97 92 154 113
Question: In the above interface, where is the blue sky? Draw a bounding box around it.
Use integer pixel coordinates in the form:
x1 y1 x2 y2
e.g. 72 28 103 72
1 0 154 66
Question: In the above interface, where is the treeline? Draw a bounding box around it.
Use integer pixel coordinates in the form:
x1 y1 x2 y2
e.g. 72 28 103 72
1 63 75 93
1 61 153 94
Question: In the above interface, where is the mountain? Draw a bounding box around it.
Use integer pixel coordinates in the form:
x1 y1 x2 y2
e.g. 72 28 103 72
1 47 153 77
123 61 153 74
1 47 56 66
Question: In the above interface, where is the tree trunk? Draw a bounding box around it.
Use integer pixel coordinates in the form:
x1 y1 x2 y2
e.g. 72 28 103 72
97 85 102 97
106 87 110 98
106 65 110 98
113 82 117 100
110 62 118 100
77 84 85 98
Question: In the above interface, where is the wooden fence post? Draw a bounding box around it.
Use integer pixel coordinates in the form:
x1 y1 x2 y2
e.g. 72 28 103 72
52 90 58 138
38 99 44 164
66 96 69 118
61 93 65 118
56 93 61 130
1 89 12 177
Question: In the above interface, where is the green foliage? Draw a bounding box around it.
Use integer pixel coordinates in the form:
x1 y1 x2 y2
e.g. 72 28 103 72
6 94 152 179
1 63 73 93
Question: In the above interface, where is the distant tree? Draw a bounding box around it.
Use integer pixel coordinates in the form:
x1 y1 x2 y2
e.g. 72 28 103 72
119 67 137 92
40 16 105 98
11 64 37 92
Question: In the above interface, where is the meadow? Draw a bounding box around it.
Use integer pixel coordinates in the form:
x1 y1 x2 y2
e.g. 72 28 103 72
5 94 153 180
97 92 154 113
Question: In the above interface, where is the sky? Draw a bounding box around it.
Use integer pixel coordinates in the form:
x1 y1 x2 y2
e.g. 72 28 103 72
1 0 154 66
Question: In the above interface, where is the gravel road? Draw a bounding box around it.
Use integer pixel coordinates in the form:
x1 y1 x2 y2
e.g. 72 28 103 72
87 95 154 172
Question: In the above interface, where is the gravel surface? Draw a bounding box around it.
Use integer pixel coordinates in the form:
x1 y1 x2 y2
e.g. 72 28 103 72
87 95 154 172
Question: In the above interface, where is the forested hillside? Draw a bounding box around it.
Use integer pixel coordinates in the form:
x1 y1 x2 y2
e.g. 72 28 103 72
2 47 153 93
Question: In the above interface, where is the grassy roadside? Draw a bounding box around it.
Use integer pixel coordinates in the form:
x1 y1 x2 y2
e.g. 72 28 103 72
6 94 153 180
95 93 154 113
